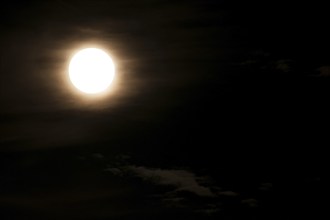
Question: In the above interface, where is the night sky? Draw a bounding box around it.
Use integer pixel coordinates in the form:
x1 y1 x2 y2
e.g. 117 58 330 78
0 1 326 219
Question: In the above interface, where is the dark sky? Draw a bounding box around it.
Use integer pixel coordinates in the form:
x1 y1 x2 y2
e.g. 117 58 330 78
0 1 326 219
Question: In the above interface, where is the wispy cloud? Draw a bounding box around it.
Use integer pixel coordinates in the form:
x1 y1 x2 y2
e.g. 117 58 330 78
127 166 215 197
276 59 292 72
105 164 243 200
217 190 239 197
318 66 330 76
241 198 259 208
259 182 273 191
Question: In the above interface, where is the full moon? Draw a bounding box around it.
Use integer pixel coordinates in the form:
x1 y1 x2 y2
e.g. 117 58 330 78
69 48 115 94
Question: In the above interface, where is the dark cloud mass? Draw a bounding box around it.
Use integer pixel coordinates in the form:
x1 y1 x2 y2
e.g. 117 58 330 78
0 0 325 219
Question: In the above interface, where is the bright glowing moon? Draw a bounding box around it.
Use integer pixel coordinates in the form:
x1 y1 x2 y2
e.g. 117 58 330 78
69 48 115 94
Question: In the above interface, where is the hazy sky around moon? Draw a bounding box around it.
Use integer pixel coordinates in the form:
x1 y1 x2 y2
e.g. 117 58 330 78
0 1 328 150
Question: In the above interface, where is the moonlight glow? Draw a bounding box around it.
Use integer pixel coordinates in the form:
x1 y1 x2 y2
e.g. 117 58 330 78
69 48 115 94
